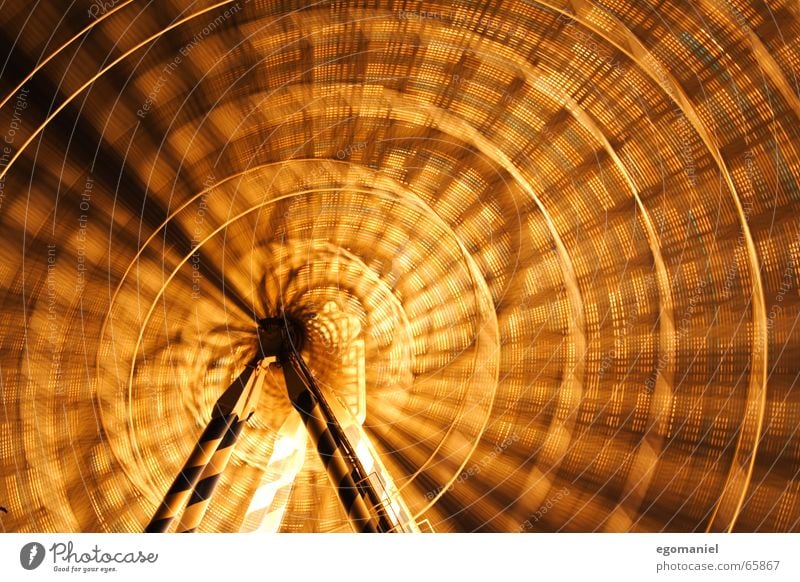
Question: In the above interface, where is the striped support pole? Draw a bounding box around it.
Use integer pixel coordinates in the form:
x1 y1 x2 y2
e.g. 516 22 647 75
282 352 393 533
177 415 246 532
146 356 271 533
145 412 235 533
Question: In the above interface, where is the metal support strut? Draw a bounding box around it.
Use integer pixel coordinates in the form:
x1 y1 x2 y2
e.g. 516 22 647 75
145 355 269 533
259 317 395 533
146 316 397 533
